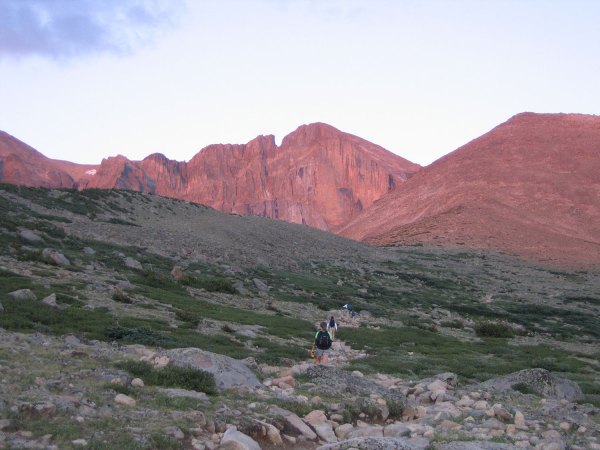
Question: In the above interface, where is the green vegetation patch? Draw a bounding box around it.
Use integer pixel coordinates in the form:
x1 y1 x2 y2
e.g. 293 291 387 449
115 360 217 394
345 325 592 382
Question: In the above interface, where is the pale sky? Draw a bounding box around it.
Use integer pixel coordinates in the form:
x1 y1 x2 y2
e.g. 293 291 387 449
1 0 599 166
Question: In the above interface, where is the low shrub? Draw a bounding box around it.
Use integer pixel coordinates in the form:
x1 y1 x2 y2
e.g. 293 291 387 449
115 360 217 395
474 321 514 338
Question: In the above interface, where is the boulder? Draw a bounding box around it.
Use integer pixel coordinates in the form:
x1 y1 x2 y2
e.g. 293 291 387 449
8 289 37 301
346 425 383 439
219 429 261 450
171 266 186 281
124 257 143 270
164 348 261 390
268 407 317 441
252 278 269 292
334 423 354 440
256 421 283 446
435 442 517 450
114 394 136 406
317 436 426 450
160 388 209 402
42 248 70 266
477 368 584 402
41 293 59 308
384 424 411 438
19 229 44 243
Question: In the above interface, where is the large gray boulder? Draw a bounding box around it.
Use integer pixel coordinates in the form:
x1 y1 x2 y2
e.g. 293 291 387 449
164 348 261 390
8 289 37 301
19 229 44 243
434 442 516 450
317 437 427 450
477 368 583 402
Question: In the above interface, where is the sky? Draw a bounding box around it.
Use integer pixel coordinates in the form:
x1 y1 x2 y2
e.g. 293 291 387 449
1 0 599 167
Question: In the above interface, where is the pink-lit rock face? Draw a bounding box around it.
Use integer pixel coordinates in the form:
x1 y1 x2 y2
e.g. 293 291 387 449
0 123 420 232
338 113 600 267
0 131 95 188
177 123 420 230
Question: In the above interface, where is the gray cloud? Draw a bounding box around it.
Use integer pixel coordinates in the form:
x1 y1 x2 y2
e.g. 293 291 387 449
0 0 185 60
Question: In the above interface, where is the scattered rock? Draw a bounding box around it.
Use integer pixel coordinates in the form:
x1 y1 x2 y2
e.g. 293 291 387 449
114 394 136 407
8 289 37 301
42 248 71 266
252 278 269 293
41 293 59 308
478 368 584 401
171 266 186 281
124 257 143 270
164 426 185 440
219 428 261 450
19 229 44 243
82 247 96 255
317 436 425 449
131 378 144 387
161 388 209 402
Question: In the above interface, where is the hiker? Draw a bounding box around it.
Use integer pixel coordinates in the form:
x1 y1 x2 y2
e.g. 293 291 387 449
313 321 333 366
327 316 338 339
343 303 353 316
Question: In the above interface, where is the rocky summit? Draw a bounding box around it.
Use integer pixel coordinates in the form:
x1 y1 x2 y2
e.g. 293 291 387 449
0 185 599 449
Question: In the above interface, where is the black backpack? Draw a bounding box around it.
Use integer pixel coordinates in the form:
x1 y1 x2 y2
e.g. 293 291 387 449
316 330 332 349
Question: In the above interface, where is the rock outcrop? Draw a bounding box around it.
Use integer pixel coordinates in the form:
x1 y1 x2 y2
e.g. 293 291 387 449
0 124 419 232
82 123 419 231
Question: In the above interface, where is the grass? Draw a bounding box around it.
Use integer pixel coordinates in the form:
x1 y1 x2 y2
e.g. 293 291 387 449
2 184 600 388
344 325 594 382
115 360 217 394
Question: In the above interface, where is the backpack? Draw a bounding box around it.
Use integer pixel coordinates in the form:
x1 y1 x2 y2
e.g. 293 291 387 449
316 330 332 349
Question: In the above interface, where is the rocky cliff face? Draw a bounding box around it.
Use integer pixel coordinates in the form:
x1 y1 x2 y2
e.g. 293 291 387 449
0 124 420 231
338 113 600 266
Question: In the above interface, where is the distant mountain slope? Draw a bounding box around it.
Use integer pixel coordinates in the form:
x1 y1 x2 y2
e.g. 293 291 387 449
0 124 420 231
338 113 600 266
0 131 95 188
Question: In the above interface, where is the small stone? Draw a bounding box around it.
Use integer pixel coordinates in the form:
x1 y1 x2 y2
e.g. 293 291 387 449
164 426 185 440
514 410 526 427
559 421 570 431
131 378 144 387
42 293 59 308
351 370 364 378
114 394 136 406
72 439 88 447
577 426 587 433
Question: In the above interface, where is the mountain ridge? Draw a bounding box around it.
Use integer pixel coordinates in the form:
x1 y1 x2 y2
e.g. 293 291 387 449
0 122 420 231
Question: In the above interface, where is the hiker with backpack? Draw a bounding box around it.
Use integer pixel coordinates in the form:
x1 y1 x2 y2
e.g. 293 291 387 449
312 321 333 366
327 316 338 339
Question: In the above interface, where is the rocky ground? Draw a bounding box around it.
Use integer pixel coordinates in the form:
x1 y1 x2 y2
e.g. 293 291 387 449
1 327 598 450
1 186 599 449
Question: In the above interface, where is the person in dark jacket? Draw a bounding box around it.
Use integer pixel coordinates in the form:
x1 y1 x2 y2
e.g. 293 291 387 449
313 321 333 366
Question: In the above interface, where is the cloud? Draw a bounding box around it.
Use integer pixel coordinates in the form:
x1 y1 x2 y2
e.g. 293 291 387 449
0 0 186 60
